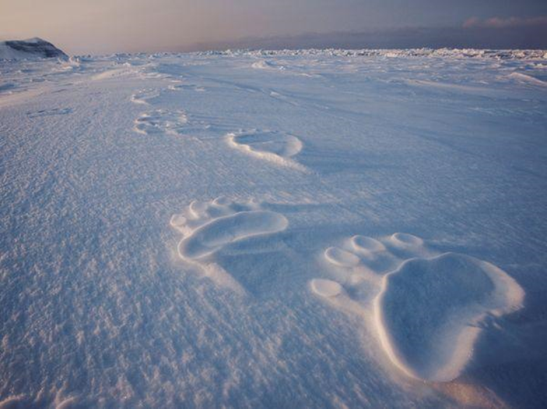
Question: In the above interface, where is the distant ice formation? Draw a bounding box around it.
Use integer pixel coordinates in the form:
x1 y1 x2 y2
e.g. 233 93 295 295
200 48 547 60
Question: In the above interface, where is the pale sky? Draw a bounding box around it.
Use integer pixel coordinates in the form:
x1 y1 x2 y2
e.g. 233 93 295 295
1 0 546 53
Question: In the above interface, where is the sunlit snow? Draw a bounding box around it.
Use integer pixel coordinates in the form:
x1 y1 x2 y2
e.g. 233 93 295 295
1 48 546 408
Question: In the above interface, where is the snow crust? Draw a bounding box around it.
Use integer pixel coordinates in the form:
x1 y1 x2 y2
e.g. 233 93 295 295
1 48 546 408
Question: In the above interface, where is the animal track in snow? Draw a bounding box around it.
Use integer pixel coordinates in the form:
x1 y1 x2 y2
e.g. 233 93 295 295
130 88 161 105
226 130 306 171
134 110 188 135
311 233 524 382
171 198 288 293
168 81 206 93
251 60 286 71
133 109 223 137
0 82 18 94
27 107 72 118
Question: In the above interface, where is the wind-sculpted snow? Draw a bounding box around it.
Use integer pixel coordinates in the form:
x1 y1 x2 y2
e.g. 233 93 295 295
130 88 162 105
91 67 135 81
312 234 525 382
251 60 286 71
508 72 547 87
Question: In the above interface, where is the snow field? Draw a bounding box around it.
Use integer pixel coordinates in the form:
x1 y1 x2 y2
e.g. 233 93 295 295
1 48 546 408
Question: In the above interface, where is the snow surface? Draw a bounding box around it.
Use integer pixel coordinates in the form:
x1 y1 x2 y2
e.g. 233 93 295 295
1 48 547 408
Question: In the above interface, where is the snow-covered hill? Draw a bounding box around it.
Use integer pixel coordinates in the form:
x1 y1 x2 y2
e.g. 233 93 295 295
0 49 546 408
0 38 67 60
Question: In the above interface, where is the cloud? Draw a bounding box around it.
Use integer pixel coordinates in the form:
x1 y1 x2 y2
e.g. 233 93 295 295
463 16 547 29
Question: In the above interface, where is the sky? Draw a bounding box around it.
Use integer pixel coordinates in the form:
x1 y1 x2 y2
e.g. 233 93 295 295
1 0 546 53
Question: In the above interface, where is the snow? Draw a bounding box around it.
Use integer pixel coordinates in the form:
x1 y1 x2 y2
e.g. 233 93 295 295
310 279 342 297
134 109 189 135
1 48 547 408
377 251 524 383
0 38 67 61
227 130 305 171
314 233 525 383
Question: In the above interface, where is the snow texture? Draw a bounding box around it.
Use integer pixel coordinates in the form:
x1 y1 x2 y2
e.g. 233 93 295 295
1 48 546 408
313 234 524 382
